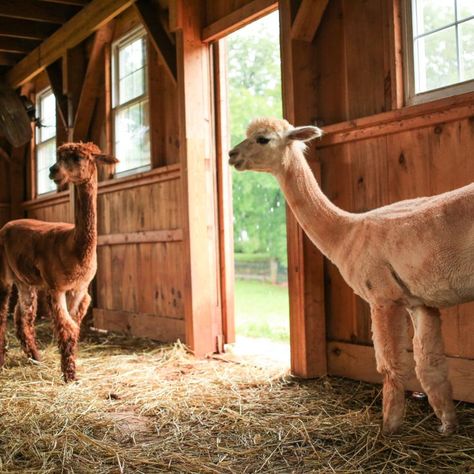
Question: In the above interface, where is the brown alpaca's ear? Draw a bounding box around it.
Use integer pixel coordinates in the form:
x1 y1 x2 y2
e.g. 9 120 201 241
94 154 119 164
286 126 323 142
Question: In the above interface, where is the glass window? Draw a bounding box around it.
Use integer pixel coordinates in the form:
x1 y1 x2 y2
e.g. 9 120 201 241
407 0 474 102
36 89 57 195
112 29 150 175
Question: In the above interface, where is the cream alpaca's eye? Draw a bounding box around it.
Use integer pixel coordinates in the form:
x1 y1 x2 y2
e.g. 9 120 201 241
256 136 270 145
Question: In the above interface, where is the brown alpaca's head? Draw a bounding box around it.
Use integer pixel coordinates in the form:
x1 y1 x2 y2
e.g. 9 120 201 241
49 142 119 186
228 117 323 174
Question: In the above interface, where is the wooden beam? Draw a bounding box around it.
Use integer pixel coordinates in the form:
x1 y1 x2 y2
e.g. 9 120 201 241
134 0 177 84
40 0 90 6
291 0 328 42
0 37 40 54
0 18 56 40
73 22 114 141
46 59 68 131
0 1 77 24
202 0 277 43
97 229 183 246
6 0 135 88
168 0 183 32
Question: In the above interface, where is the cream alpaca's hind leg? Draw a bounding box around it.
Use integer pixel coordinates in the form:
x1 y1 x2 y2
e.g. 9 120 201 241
371 304 411 434
50 291 80 382
409 306 457 434
15 285 40 361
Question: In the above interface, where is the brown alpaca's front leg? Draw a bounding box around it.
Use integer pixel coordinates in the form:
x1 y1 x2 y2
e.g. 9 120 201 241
371 304 411 434
68 289 91 326
0 284 12 367
14 285 41 361
50 291 80 382
409 306 457 434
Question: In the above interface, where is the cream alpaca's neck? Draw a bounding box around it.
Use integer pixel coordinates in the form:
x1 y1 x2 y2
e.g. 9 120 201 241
73 171 97 261
274 145 353 262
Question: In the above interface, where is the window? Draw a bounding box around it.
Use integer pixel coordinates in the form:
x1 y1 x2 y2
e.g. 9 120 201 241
405 0 474 103
36 89 57 195
112 28 150 175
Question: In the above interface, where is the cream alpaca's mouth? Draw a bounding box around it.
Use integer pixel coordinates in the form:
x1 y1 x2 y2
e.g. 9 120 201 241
229 158 246 171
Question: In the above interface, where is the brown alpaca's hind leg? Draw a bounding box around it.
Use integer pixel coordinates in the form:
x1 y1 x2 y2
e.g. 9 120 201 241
14 285 41 361
0 284 12 367
371 304 411 434
409 306 457 434
50 290 80 382
67 289 91 326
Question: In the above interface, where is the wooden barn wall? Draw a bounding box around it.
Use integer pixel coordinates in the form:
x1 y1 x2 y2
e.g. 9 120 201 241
290 0 474 400
21 7 184 343
0 159 10 226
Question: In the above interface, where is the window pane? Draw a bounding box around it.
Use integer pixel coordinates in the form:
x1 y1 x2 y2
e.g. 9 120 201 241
119 68 145 104
457 0 474 20
37 140 57 195
119 37 145 79
414 0 455 35
460 19 474 81
114 100 150 173
415 26 458 92
39 92 56 142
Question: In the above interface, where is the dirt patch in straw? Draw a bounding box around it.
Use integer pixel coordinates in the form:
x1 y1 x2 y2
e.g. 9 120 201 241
0 321 473 473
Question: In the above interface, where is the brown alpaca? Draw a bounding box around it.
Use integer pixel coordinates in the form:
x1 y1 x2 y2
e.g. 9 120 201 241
0 143 117 382
228 117 472 434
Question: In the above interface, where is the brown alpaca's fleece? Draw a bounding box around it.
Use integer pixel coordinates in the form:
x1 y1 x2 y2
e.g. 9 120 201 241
0 142 117 382
228 117 470 434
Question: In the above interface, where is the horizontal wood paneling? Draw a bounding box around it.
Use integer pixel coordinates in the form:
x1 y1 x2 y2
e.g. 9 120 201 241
328 342 474 403
322 116 474 359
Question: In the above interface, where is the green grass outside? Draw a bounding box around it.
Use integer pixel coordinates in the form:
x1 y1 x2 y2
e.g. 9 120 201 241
234 279 290 342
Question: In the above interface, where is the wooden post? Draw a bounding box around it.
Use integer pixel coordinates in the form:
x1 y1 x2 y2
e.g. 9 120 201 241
279 0 328 377
176 0 222 356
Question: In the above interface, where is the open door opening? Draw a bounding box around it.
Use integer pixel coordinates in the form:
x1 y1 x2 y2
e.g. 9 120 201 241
217 11 290 368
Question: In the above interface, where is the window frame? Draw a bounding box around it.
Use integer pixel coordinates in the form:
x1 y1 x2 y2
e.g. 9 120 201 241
111 26 151 177
403 0 474 105
35 87 57 196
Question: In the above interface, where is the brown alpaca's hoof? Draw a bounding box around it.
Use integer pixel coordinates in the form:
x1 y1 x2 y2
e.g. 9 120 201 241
438 421 458 435
382 420 402 435
0 354 4 367
63 372 77 383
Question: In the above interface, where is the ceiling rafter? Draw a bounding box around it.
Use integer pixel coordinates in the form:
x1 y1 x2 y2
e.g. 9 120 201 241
0 0 78 25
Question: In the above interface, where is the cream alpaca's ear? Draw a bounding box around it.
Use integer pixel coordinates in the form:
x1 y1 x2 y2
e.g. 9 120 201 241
286 126 323 142
94 154 119 164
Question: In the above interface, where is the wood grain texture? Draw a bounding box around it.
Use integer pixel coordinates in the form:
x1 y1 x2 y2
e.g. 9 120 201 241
291 0 328 42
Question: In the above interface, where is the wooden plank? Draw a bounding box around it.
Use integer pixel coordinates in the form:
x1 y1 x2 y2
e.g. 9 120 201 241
73 22 114 141
328 341 474 403
0 18 56 40
93 308 185 342
214 42 235 345
168 0 183 32
134 0 177 83
320 95 474 147
0 37 40 54
178 0 221 356
97 229 183 246
0 1 77 24
202 0 277 43
41 0 90 5
280 0 327 378
46 59 68 130
291 0 328 42
6 0 135 88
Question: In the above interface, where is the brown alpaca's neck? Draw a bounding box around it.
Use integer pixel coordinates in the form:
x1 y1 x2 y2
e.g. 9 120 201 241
73 172 97 261
275 145 353 262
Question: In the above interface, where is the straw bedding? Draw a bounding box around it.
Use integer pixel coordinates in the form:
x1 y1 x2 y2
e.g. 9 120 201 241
0 322 473 473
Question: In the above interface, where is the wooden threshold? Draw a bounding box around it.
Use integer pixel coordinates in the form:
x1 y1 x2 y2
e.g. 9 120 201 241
328 341 474 403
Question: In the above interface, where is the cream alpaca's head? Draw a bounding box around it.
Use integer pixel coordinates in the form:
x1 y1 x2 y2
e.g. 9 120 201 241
49 142 119 186
228 117 323 174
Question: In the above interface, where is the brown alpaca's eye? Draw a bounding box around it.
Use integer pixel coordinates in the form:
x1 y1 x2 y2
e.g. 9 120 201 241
256 136 270 145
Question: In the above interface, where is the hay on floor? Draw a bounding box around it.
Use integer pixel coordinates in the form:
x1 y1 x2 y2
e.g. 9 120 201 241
0 322 473 473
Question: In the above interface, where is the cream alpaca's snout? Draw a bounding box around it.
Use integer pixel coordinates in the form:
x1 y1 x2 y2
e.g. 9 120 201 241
228 148 246 170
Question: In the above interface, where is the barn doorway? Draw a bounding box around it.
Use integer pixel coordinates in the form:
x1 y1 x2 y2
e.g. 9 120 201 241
217 11 290 367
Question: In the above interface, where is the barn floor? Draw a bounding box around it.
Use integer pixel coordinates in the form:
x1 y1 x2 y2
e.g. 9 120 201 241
0 323 473 473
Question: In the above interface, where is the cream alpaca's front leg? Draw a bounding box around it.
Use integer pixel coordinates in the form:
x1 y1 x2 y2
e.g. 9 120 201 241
371 304 411 434
409 306 457 434
50 291 80 382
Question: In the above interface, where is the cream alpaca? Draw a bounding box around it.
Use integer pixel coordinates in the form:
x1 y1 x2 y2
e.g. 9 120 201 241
0 143 117 382
228 117 472 434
